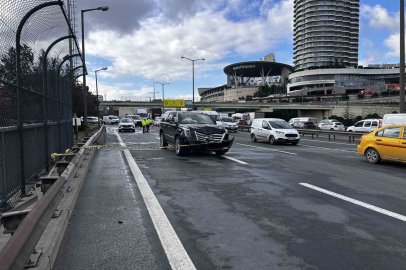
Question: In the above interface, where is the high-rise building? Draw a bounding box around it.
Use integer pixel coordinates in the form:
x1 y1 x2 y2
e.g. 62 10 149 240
260 53 275 62
293 0 360 70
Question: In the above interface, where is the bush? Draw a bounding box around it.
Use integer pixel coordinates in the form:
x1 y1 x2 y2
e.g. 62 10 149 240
365 113 381 119
357 93 364 99
342 94 349 100
371 92 379 98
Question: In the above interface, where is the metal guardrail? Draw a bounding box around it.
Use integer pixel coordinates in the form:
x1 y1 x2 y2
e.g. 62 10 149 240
0 125 105 270
236 125 365 143
296 129 365 142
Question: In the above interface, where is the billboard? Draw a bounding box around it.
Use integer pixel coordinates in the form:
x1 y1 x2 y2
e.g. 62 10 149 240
163 99 185 107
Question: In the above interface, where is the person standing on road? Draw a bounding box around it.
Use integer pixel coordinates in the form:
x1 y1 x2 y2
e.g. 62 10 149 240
121 114 128 121
146 117 151 132
142 118 147 133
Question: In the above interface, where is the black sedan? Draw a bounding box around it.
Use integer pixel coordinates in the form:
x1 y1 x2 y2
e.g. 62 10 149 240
160 111 234 156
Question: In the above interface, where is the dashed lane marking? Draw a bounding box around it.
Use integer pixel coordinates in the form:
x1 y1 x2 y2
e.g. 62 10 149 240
222 156 248 165
300 138 358 146
300 183 406 222
114 131 196 270
235 143 298 156
299 144 357 153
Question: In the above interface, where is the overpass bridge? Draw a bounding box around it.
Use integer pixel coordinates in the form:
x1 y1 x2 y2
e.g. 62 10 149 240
99 101 399 120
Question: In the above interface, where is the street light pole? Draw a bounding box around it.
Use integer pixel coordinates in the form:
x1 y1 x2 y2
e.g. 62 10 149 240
95 67 107 127
400 0 405 113
156 82 170 114
181 56 205 108
81 6 109 136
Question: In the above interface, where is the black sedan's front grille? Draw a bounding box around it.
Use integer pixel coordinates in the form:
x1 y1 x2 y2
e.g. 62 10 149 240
285 134 298 138
195 132 224 143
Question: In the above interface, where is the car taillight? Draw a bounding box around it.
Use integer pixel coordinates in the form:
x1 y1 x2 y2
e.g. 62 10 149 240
334 125 337 127
378 120 382 128
359 136 363 143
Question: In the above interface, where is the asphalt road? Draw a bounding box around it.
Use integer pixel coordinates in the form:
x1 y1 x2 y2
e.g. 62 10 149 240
54 126 406 270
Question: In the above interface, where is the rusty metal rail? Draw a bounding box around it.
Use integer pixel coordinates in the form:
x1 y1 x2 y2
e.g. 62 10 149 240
0 125 105 270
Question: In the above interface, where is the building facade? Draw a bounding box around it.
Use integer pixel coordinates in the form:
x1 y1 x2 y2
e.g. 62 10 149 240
199 61 293 102
294 0 360 70
287 67 401 96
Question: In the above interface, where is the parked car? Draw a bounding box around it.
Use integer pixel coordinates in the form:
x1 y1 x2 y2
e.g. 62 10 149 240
194 110 223 126
237 119 249 126
103 115 119 125
251 118 300 145
221 117 238 132
303 122 317 129
159 111 233 156
154 117 162 126
87 116 99 124
289 117 318 128
382 114 406 127
319 119 345 131
346 119 382 133
127 115 142 127
357 125 406 164
118 118 135 132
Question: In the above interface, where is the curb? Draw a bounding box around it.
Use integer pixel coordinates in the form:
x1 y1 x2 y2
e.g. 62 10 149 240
33 148 97 270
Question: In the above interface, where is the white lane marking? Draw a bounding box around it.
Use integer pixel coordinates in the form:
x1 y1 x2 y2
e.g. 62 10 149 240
114 131 196 270
156 137 160 140
222 156 248 165
300 138 356 146
300 144 356 153
236 143 298 156
125 142 158 145
300 183 406 222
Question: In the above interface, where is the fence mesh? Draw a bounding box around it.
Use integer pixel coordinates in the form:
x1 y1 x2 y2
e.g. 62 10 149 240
0 0 83 211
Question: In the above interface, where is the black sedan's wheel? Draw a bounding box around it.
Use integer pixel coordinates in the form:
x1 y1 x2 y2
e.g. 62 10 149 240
175 137 186 156
269 136 276 145
160 133 168 147
215 150 228 156
365 148 381 164
251 133 257 142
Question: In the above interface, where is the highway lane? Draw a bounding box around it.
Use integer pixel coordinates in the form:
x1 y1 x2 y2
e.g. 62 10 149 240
112 127 406 269
56 126 406 269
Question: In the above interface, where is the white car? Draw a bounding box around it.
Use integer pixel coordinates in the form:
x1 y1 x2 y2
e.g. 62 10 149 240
251 118 300 145
103 115 119 125
346 119 382 133
221 117 238 132
319 120 345 131
154 117 162 126
118 118 135 132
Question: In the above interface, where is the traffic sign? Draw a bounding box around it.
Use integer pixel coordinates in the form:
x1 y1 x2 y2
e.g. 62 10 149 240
163 99 186 107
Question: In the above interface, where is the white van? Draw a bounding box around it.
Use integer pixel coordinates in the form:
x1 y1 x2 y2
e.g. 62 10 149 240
288 117 318 128
194 111 222 125
251 118 300 145
382 114 406 127
103 115 119 125
346 119 382 132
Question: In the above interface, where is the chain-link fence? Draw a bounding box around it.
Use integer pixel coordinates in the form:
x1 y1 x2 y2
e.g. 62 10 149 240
0 0 84 211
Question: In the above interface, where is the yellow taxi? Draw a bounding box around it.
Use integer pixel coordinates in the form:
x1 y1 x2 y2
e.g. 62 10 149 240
357 125 406 164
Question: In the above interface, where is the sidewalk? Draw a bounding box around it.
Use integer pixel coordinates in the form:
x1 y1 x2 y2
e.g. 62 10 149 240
53 131 170 270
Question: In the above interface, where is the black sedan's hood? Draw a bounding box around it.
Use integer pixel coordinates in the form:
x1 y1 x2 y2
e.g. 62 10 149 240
180 124 225 134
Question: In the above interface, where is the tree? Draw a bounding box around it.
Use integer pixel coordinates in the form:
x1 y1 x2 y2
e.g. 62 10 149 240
72 82 99 117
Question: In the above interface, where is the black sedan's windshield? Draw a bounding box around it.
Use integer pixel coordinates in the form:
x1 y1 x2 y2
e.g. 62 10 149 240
269 121 293 129
178 113 215 124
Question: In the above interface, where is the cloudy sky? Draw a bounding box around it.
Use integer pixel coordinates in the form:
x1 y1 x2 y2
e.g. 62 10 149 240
76 0 400 101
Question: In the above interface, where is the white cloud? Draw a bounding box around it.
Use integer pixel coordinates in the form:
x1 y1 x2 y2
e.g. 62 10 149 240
85 0 294 81
384 34 400 58
360 4 402 61
361 4 399 32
